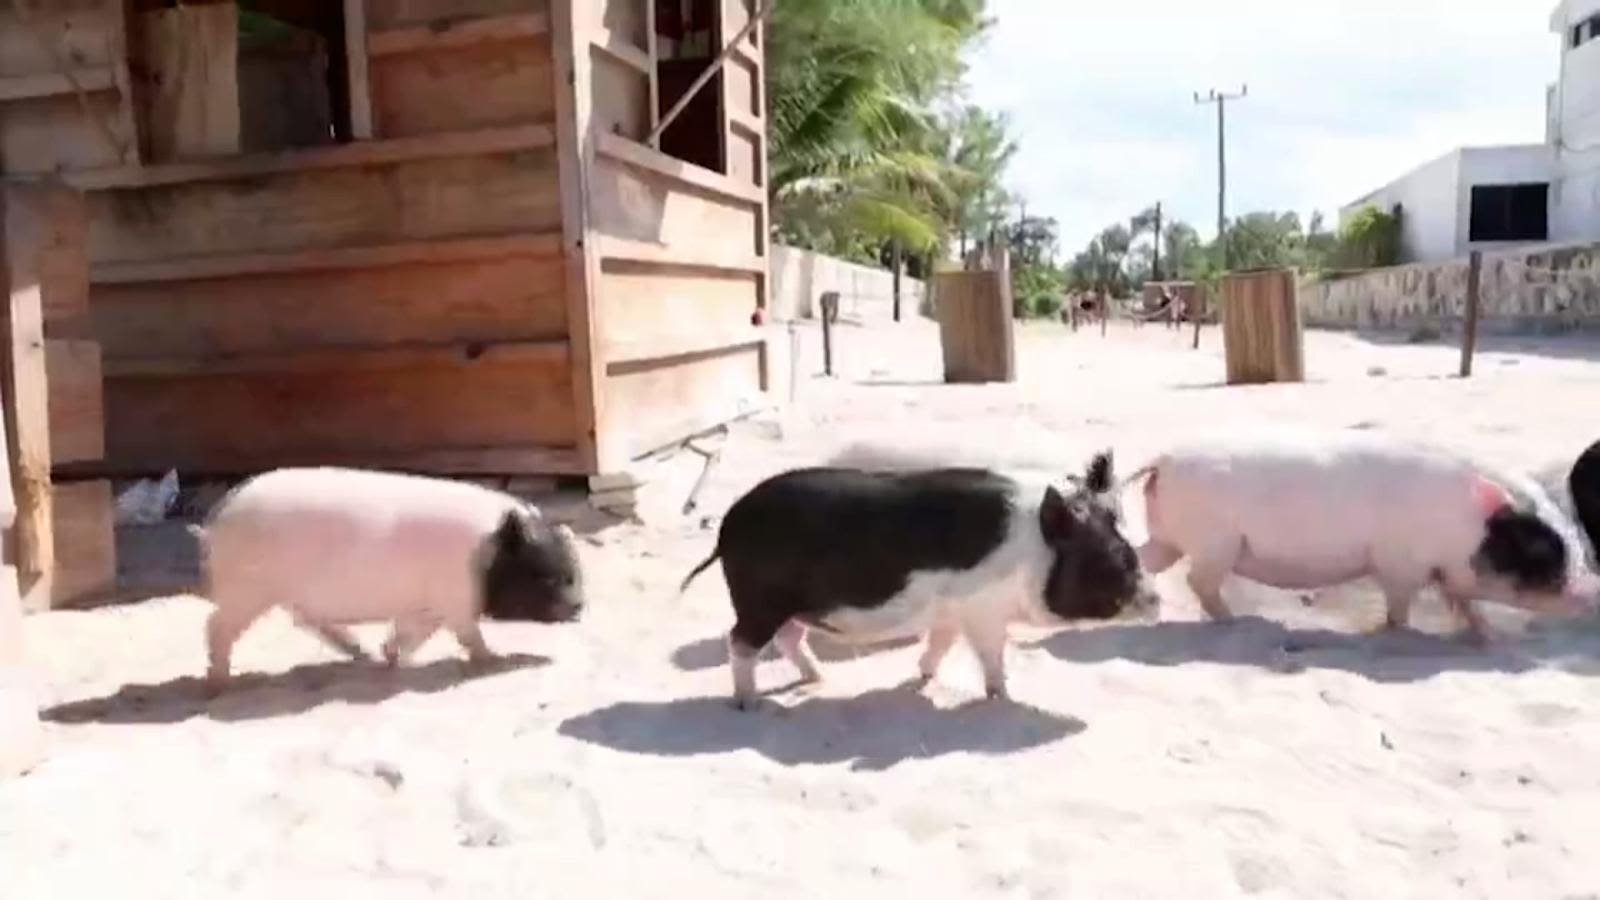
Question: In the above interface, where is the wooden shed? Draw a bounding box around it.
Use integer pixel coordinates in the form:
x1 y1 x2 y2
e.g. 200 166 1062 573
0 0 773 493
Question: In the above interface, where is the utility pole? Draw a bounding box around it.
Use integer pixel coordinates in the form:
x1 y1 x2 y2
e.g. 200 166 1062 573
1194 85 1248 270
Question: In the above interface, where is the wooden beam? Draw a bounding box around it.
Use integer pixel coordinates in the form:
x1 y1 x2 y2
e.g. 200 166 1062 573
596 131 764 206
0 68 116 102
106 0 142 166
606 334 764 368
551 0 610 473
104 340 570 379
67 123 556 191
729 41 760 70
728 108 762 137
5 0 128 162
344 0 374 139
595 235 765 275
592 27 652 75
369 11 550 57
0 184 58 604
646 0 773 148
91 233 563 284
645 0 661 133
56 445 589 480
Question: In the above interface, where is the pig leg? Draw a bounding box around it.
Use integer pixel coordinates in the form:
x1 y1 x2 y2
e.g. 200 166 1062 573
773 619 822 684
1439 566 1492 646
1373 574 1427 632
960 615 1011 700
728 636 760 710
297 620 368 662
727 598 790 710
450 620 497 668
205 603 267 692
916 617 960 685
1185 538 1241 622
382 616 438 667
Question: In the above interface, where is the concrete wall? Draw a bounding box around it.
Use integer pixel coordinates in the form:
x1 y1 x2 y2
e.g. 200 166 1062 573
1341 150 1463 264
768 244 927 323
1555 0 1600 150
1301 240 1600 335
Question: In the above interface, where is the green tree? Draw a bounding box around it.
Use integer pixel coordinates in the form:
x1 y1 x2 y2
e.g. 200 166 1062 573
1335 205 1402 269
1222 211 1305 270
1163 221 1205 280
767 0 994 259
946 105 1017 260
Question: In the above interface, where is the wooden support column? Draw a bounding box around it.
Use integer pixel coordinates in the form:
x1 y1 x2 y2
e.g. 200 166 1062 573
0 183 59 608
552 0 612 473
343 0 374 140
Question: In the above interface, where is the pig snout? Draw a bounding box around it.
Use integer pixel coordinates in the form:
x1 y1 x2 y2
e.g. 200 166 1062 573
1561 571 1600 613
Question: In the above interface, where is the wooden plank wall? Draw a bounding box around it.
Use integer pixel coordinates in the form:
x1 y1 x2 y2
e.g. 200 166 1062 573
0 0 141 174
579 0 771 467
55 0 584 477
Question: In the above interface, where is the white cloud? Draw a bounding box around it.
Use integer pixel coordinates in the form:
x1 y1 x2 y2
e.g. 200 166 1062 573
965 0 1558 252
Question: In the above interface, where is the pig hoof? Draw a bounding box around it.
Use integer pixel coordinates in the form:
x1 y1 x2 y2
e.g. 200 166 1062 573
729 695 759 712
203 676 229 699
984 686 1009 701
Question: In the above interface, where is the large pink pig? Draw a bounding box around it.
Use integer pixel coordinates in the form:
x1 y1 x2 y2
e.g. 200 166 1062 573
197 467 584 691
1126 427 1600 641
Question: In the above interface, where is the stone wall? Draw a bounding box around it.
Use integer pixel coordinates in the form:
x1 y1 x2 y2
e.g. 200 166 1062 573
1300 241 1600 335
769 244 927 323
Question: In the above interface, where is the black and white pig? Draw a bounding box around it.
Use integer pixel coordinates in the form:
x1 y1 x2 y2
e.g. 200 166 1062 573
1571 438 1600 562
196 467 584 691
1126 427 1600 642
680 454 1157 709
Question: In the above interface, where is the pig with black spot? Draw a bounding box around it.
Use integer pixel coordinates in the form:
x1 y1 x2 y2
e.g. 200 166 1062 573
681 452 1158 710
1125 427 1600 642
195 467 584 692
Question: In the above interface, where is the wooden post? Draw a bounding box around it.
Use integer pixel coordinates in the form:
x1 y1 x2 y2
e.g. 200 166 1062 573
819 290 838 377
1219 269 1305 385
890 242 903 323
343 0 374 140
1460 251 1483 378
0 184 57 608
1192 286 1205 350
934 271 1016 383
0 373 43 779
1100 293 1108 337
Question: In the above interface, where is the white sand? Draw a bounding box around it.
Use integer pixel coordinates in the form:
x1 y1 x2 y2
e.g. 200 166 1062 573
6 320 1600 898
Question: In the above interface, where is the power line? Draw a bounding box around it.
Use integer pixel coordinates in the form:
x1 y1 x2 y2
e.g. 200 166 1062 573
1194 85 1248 269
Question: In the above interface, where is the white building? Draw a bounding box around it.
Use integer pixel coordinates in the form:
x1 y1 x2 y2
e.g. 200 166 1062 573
1341 0 1600 264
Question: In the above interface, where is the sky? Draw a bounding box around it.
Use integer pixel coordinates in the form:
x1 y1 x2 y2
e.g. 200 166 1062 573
964 0 1560 254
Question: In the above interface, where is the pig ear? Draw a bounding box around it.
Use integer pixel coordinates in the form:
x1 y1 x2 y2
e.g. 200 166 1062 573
1039 486 1076 542
1471 475 1512 518
493 510 528 551
1084 451 1115 494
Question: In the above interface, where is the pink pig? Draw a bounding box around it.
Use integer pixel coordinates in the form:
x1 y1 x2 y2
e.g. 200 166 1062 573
1125 427 1600 641
196 467 584 691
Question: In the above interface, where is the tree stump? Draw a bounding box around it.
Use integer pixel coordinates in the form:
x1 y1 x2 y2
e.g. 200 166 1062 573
935 271 1016 384
1220 269 1304 385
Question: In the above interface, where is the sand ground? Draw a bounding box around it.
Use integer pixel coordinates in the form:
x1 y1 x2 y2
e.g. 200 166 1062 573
5 319 1600 899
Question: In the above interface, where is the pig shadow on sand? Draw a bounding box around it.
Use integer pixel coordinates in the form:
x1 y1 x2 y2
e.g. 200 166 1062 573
1032 616 1600 683
558 681 1084 773
43 653 550 726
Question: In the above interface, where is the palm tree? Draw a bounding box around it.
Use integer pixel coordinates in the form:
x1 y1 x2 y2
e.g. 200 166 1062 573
767 0 995 258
